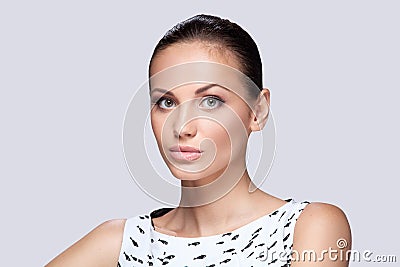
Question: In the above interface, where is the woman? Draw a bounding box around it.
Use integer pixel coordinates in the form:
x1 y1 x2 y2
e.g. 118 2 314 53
46 14 351 267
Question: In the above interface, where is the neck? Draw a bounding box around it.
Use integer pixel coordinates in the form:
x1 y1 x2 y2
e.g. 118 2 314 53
173 169 268 237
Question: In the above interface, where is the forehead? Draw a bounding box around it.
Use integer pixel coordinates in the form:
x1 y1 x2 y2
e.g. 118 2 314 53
150 83 228 97
150 42 239 76
149 62 258 104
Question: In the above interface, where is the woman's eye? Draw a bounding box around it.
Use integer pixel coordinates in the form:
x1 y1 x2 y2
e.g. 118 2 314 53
199 96 224 109
157 98 176 109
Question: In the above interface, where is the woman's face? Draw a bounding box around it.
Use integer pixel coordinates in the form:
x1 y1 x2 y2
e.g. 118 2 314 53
149 42 257 185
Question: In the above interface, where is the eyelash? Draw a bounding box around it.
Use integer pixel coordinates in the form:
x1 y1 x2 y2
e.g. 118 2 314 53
153 95 225 110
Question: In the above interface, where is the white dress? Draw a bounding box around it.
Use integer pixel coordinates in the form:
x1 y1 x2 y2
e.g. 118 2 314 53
117 199 310 267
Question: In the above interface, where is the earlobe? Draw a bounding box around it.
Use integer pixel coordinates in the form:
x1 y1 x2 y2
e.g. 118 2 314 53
250 88 270 132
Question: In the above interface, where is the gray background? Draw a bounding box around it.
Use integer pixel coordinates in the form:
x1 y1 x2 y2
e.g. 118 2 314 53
0 1 398 266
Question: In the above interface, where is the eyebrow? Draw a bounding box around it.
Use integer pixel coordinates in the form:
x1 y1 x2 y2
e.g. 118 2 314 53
150 83 228 96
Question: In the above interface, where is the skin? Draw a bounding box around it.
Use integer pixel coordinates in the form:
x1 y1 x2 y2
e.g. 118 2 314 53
45 42 351 267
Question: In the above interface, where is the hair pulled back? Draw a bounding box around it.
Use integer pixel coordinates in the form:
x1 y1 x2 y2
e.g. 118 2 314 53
149 14 263 92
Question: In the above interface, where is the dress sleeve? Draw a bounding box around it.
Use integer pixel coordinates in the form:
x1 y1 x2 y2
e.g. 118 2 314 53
282 200 310 266
118 215 152 267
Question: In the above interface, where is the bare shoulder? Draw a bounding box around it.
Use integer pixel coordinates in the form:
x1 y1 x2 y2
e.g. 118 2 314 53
295 202 351 235
291 202 352 266
45 219 127 267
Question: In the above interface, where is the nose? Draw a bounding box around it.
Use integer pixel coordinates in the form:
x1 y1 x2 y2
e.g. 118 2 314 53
172 102 197 139
174 121 197 138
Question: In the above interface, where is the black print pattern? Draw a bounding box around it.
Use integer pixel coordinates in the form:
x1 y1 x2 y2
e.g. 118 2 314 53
118 199 310 266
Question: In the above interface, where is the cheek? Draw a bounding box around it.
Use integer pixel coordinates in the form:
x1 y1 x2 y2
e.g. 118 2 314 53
199 120 231 153
150 113 164 144
211 105 251 159
234 103 253 130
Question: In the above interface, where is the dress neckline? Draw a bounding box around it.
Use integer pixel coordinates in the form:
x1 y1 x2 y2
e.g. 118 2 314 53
149 198 294 240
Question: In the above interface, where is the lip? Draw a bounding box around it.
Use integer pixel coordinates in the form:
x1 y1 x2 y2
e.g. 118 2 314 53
169 145 203 161
169 145 202 153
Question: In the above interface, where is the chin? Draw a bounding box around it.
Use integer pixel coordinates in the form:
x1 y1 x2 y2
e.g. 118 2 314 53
168 166 206 181
168 163 228 183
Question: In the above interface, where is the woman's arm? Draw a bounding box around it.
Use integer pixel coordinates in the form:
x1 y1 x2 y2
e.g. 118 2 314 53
45 219 126 267
291 203 352 267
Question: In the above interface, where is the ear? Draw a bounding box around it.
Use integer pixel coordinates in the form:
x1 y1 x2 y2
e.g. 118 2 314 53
249 88 270 132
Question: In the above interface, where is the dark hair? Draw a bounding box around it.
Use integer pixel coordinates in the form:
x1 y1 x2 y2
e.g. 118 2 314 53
149 14 263 93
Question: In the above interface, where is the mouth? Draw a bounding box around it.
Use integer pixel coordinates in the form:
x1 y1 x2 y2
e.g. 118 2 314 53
169 145 203 161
